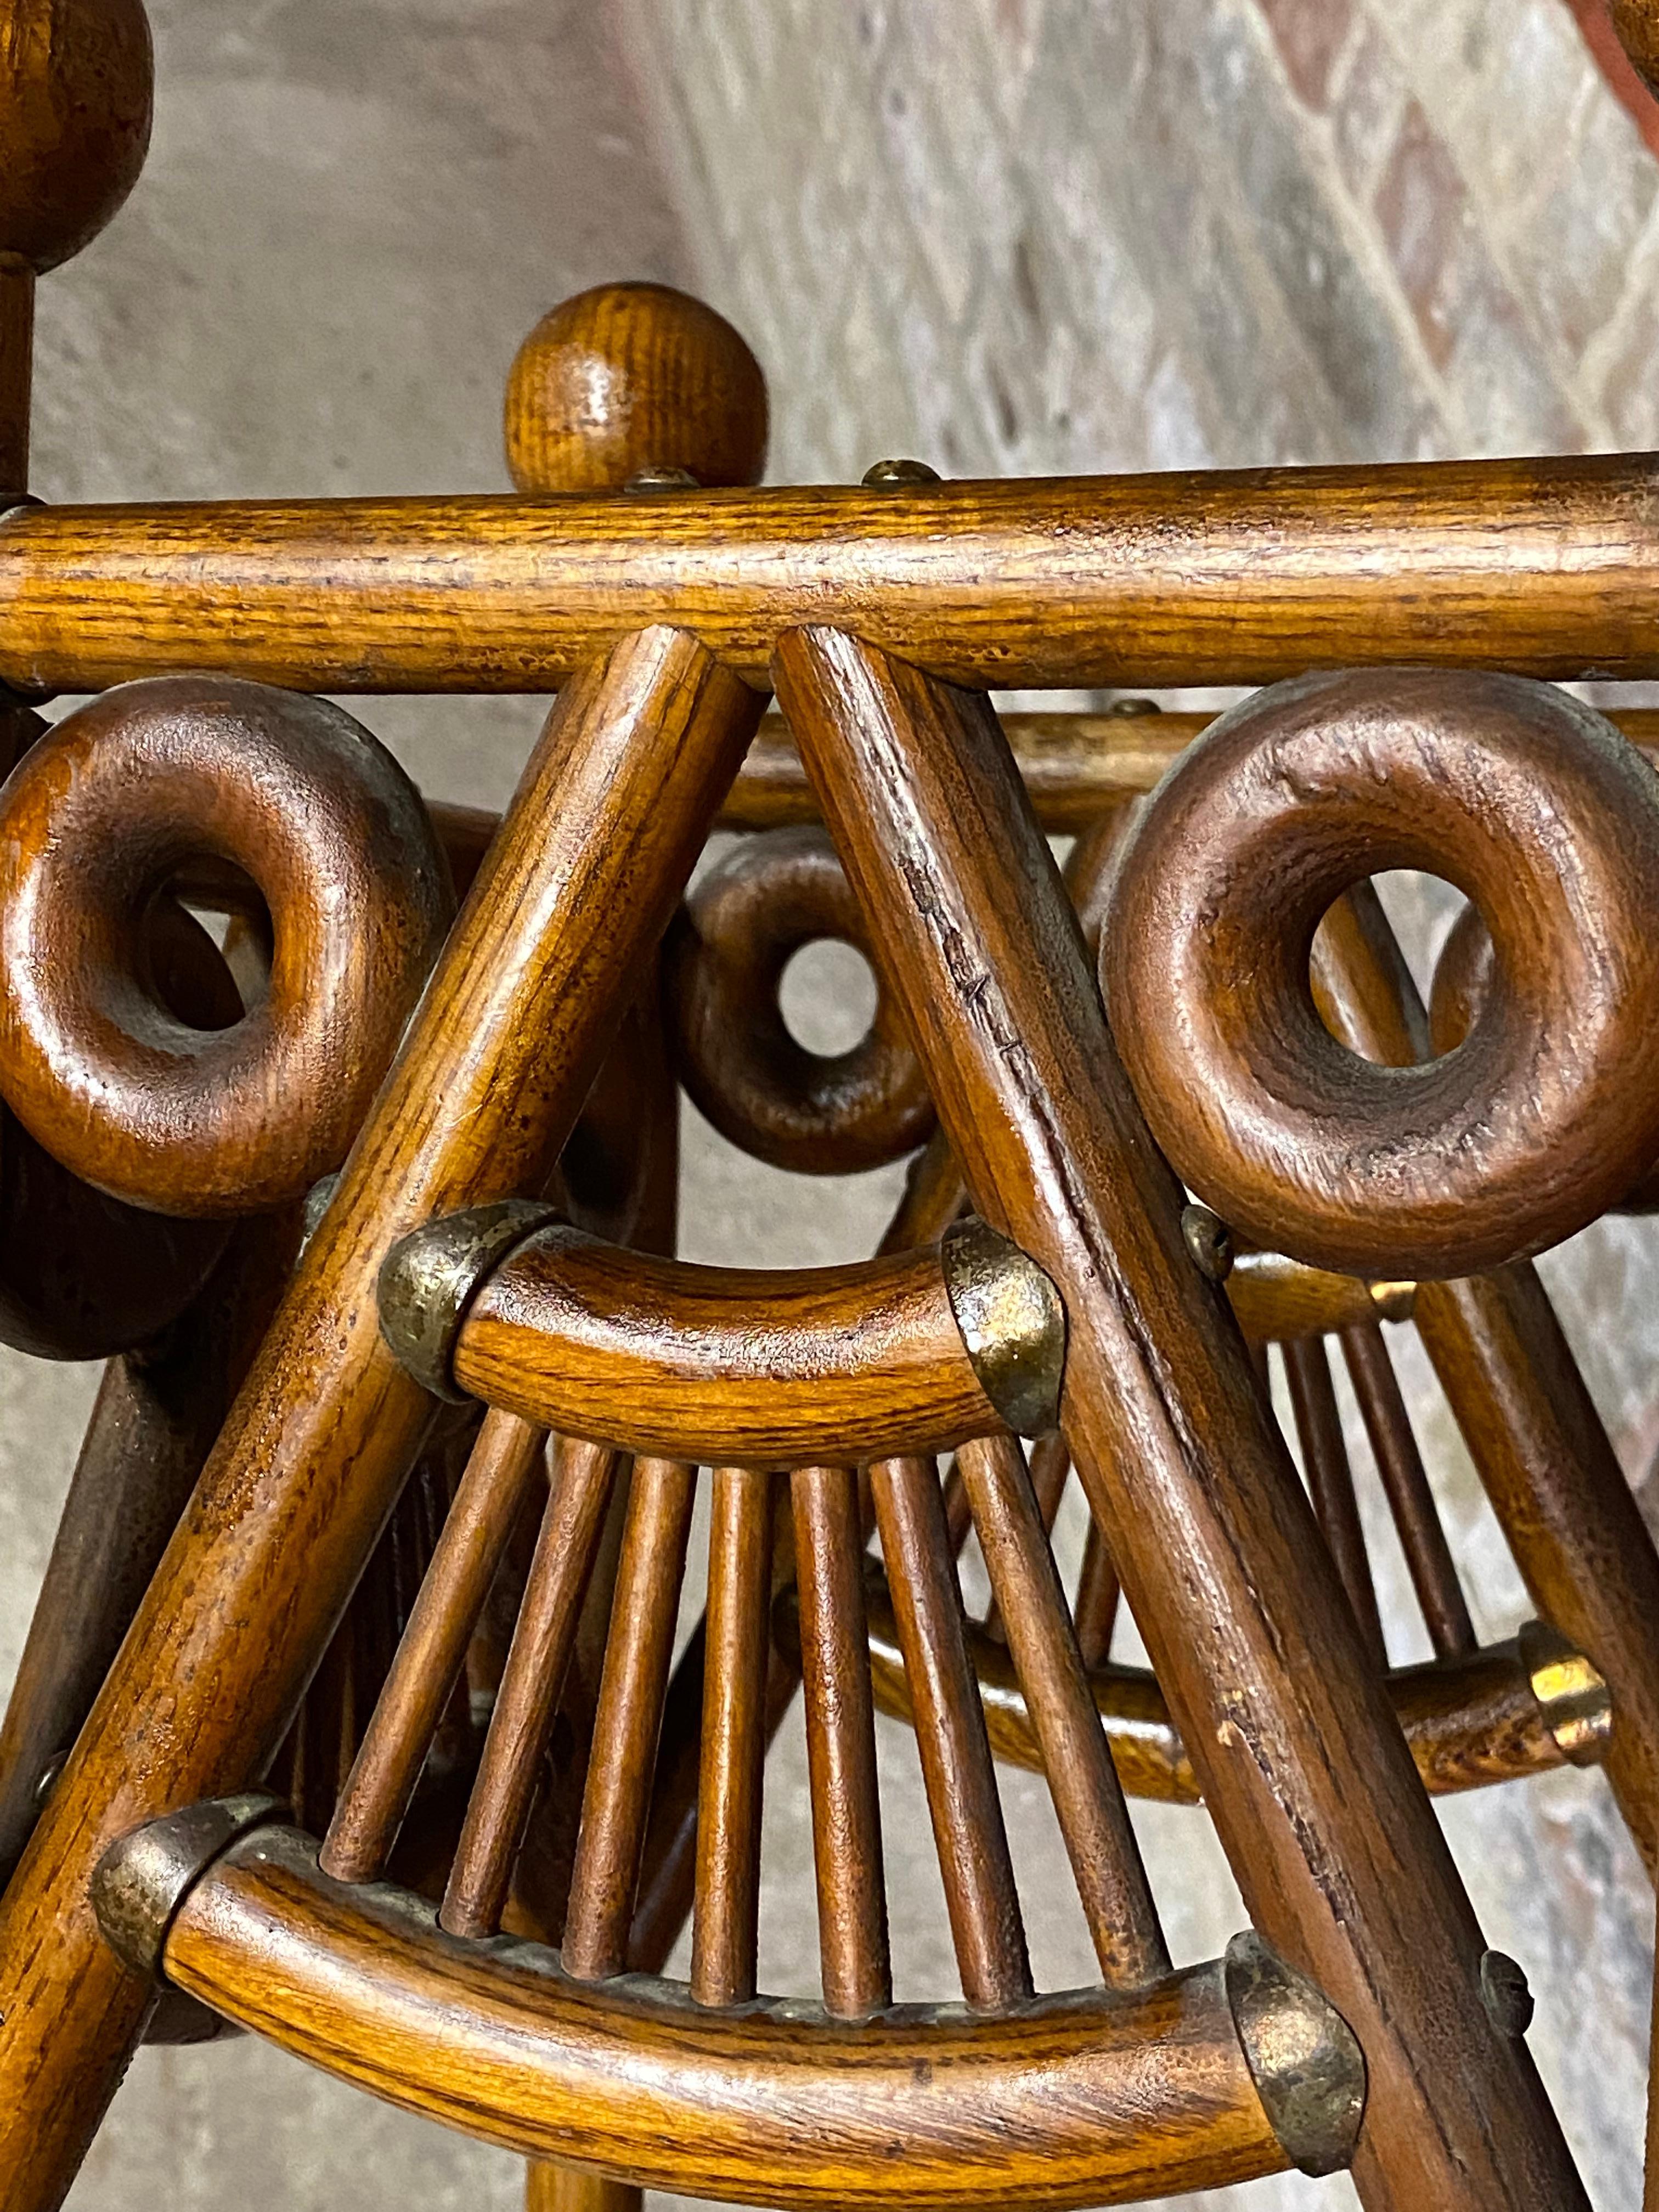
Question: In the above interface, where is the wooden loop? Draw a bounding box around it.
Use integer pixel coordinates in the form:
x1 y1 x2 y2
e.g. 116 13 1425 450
157 1826 1297 2209
0 674 451 1217
1104 668 1659 1278
505 282 767 494
447 1222 1003 1468
1431 899 1659 1213
0 0 152 273
666 826 935 1174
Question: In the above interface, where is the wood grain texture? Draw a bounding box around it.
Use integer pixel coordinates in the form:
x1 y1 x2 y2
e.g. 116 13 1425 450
1307 876 1659 1876
321 1407 550 1885
665 825 933 1174
452 1226 1002 1467
861 1604 1571 1803
691 1467 776 2007
505 282 766 494
0 674 452 1216
0 628 760 2207
1105 670 1659 1280
867 1453 1031 2012
0 0 152 274
776 625 1589 2210
162 1826 1293 2208
792 1463 890 2019
955 1434 1167 1990
562 1457 696 1981
10 454 1659 693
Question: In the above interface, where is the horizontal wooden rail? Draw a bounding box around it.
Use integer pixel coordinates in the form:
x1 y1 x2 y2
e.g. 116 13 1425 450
859 1591 1575 1803
159 1825 1294 2207
4 453 1659 692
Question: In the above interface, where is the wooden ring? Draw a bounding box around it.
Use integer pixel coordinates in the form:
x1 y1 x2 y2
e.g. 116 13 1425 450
1103 668 1659 1278
1430 899 1659 1213
666 826 935 1173
0 674 452 1217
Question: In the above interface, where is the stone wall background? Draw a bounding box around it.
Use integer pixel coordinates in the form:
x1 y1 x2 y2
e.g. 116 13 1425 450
1 2 1654 2207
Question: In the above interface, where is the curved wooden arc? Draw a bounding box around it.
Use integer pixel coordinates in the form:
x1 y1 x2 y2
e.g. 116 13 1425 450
856 1588 1574 1804
160 1826 1294 2209
450 1226 1005 1467
5 452 1659 694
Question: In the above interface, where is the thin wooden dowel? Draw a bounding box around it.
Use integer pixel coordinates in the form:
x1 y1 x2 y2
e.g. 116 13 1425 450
791 1464 890 2019
1339 1318 1477 1662
983 1429 1069 1644
562 1459 697 1982
690 1467 776 2007
939 1458 974 1558
955 1435 1168 1990
0 256 32 498
1072 1516 1121 1671
441 1438 622 1939
1281 1336 1389 1669
323 1409 548 1883
868 1455 1031 2013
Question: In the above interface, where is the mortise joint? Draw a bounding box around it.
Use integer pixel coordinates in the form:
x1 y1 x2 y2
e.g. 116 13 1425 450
941 1214 1065 1437
377 1200 561 1400
92 1792 286 1980
1518 1618 1612 1767
1223 1929 1365 2178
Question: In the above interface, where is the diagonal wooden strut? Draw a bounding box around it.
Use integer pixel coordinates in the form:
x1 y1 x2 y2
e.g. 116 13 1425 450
0 626 761 2209
774 624 1589 2212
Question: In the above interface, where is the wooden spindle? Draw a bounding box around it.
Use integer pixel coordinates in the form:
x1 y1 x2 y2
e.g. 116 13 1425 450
442 1439 623 1939
868 1454 1031 2011
1282 1335 1388 1669
1072 1516 1121 1671
563 1459 697 1982
955 1433 1167 1990
982 1428 1069 1644
323 1409 549 1883
791 1463 890 2019
690 1467 776 2008
1339 1318 1477 1662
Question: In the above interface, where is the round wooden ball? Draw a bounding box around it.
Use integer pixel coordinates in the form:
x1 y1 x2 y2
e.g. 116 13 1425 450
0 0 153 272
1613 0 1659 98
505 281 768 493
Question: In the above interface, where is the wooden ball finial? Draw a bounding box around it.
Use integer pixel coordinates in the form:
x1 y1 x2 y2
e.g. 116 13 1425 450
0 0 153 273
504 281 768 493
1612 0 1659 98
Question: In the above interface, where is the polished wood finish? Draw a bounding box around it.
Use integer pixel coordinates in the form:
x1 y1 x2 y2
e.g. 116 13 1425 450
861 1606 1572 1804
12 455 1659 695
0 0 151 275
0 674 452 1216
667 824 933 1174
691 1466 776 2008
1071 1517 1121 1670
452 1227 1002 1467
1107 670 1659 1281
956 1434 1167 1990
163 1825 1295 2209
562 1457 696 1981
868 1453 1030 2012
0 254 31 493
777 626 1589 2209
505 282 766 494
0 628 760 2203
1307 879 1659 1877
792 1463 890 2019
321 1407 550 1885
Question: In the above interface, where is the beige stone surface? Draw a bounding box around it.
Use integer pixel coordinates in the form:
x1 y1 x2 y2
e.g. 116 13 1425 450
0 2 1654 2208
